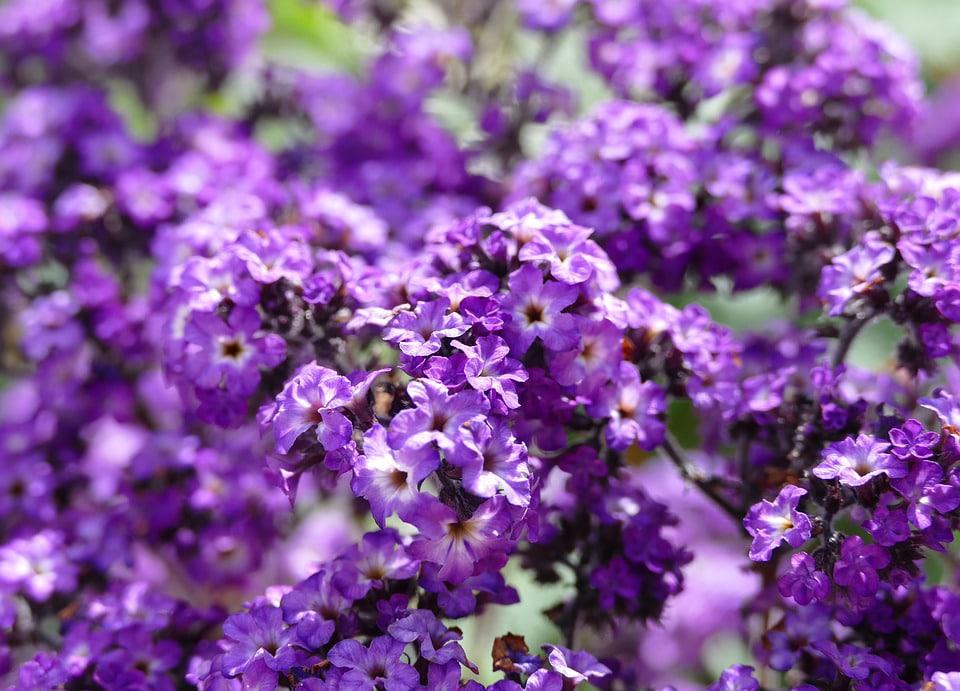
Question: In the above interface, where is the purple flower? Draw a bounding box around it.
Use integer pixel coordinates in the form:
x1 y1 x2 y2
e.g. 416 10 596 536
387 610 477 672
547 317 622 387
542 645 612 685
518 218 617 289
891 460 960 530
777 552 830 605
0 531 76 602
813 433 905 487
833 535 890 598
271 362 354 454
501 265 578 354
818 240 895 316
334 530 420 600
183 307 285 395
221 606 297 677
408 496 512 584
180 252 261 308
933 672 960 691
864 502 911 546
15 652 69 690
383 298 470 357
921 391 960 440
446 419 530 507
888 418 939 459
327 635 419 691
517 0 577 31
352 424 438 525
587 362 666 451
813 641 893 681
743 485 812 562
0 193 46 267
453 336 529 409
387 379 488 451
708 664 760 691
280 570 349 642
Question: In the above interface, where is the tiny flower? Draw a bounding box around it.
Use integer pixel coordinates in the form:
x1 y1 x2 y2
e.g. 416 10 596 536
387 379 488 451
813 433 906 487
183 307 285 396
501 265 579 354
271 362 354 454
0 530 76 602
743 485 812 562
383 298 470 357
334 530 420 600
777 552 830 605
708 664 760 691
833 535 890 598
388 610 478 672
408 496 512 584
221 606 297 677
863 502 911 546
547 317 622 387
542 645 612 686
812 641 893 681
890 460 960 530
446 419 530 507
352 424 439 525
327 636 419 691
586 362 666 451
817 240 895 316
888 418 939 459
453 335 529 409
932 672 960 691
921 391 960 441
518 219 617 289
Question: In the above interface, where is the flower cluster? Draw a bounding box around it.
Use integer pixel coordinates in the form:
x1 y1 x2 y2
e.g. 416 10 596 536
2 0 960 689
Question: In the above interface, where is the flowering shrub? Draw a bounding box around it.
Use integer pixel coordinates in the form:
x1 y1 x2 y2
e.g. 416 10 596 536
2 0 960 689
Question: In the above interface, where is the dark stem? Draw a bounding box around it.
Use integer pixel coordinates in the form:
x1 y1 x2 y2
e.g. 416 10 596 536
831 312 873 368
662 433 743 524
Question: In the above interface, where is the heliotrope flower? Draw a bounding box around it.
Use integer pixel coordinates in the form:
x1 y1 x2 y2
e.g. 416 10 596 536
517 216 618 289
500 265 578 354
888 418 939 459
383 297 470 357
547 317 622 387
587 362 666 451
813 433 906 487
542 645 612 686
387 610 478 672
818 240 895 316
221 605 297 677
352 424 438 525
832 535 890 598
446 419 531 507
183 307 285 396
408 495 512 584
921 391 960 441
812 641 893 680
707 664 759 691
890 460 960 530
0 530 77 602
453 335 529 410
777 552 830 605
387 379 488 451
270 362 354 454
743 485 812 562
326 635 419 691
333 529 420 599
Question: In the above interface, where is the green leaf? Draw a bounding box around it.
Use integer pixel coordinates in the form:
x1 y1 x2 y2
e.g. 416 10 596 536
262 0 366 72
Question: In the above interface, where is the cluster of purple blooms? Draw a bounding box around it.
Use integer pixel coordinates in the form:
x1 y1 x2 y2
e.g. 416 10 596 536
3 0 960 689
